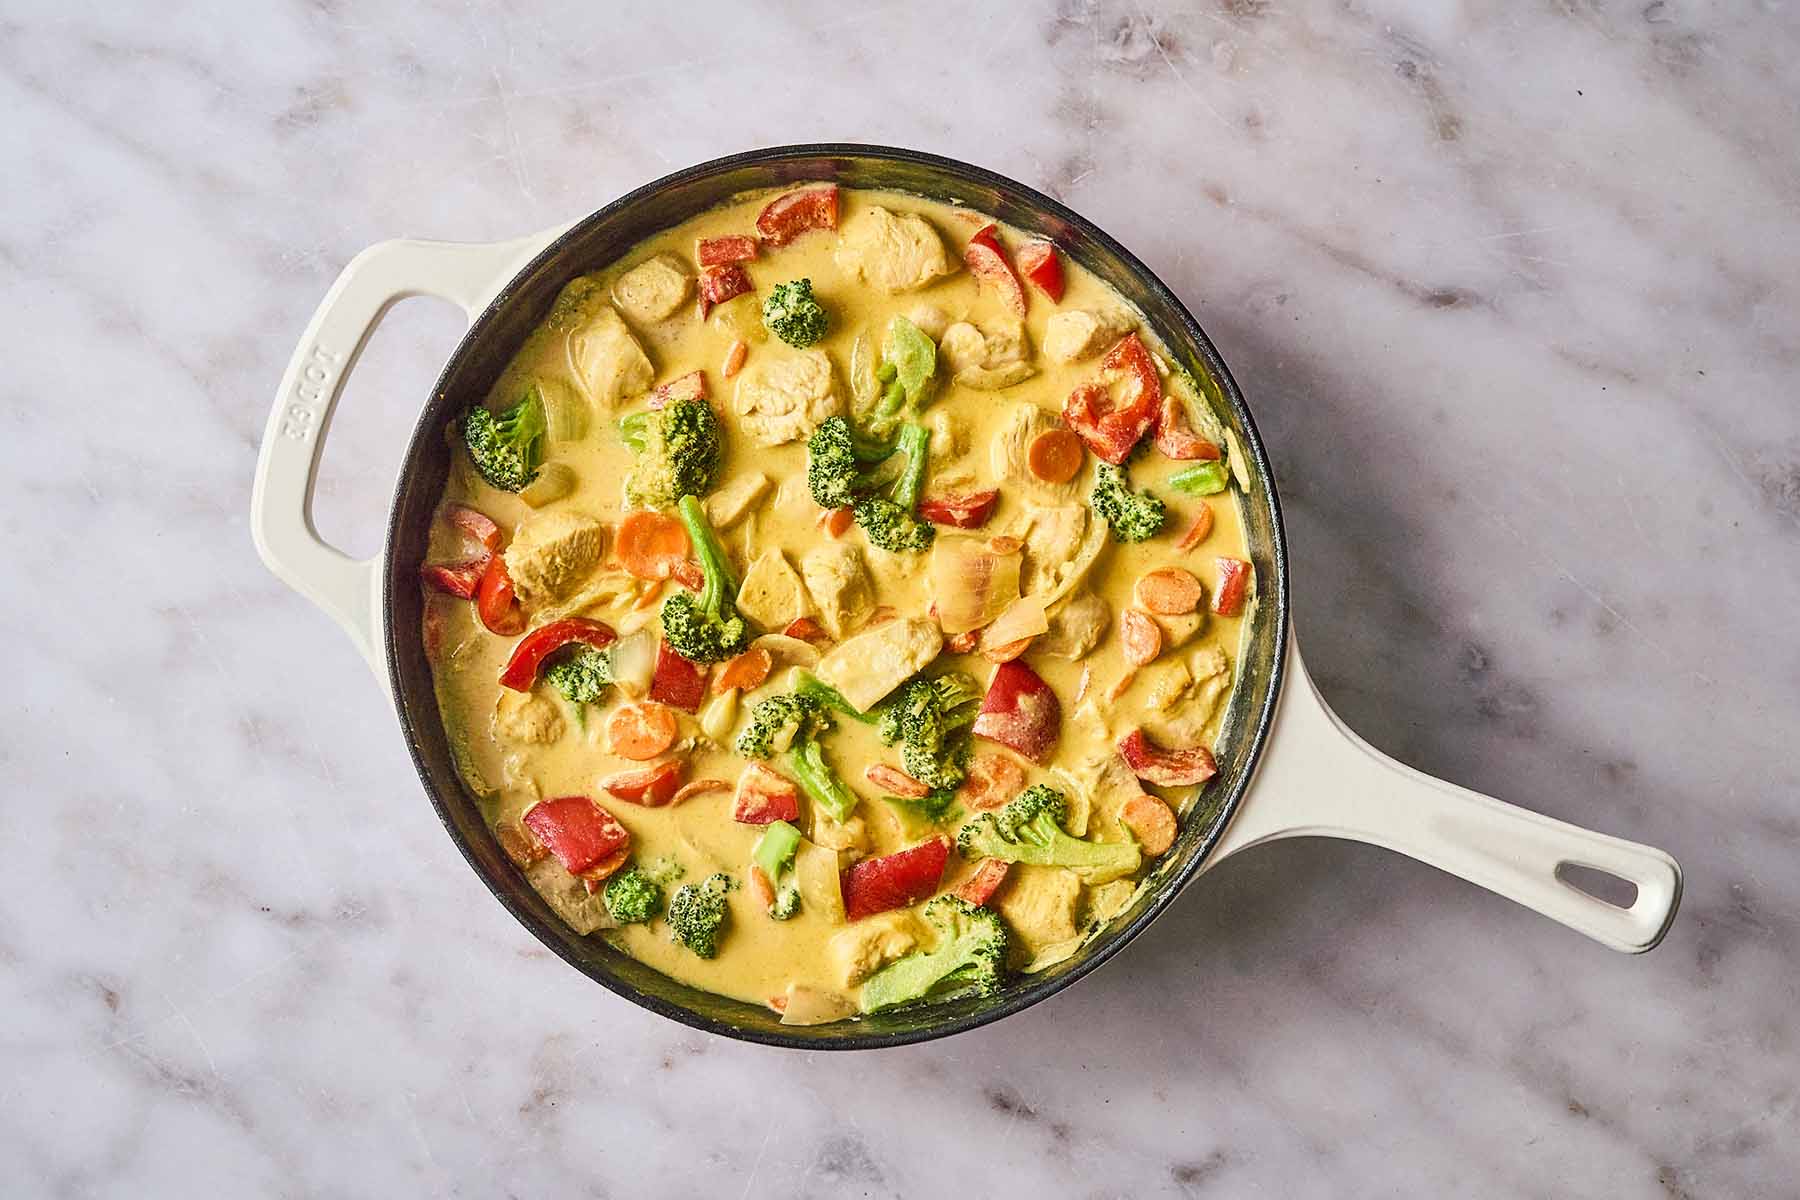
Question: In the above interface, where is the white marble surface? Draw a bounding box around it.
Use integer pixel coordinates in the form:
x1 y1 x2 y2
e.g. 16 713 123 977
5 0 1797 1194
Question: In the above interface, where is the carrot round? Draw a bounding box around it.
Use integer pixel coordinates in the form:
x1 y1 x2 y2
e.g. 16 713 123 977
820 506 854 537
1120 792 1178 856
1119 608 1162 666
713 646 773 694
1178 504 1215 550
1027 428 1084 484
617 511 692 581
1134 567 1204 615
606 702 679 760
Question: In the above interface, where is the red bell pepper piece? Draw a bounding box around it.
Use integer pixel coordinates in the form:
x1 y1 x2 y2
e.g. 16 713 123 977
521 796 630 875
602 761 685 807
498 618 618 691
697 263 753 318
917 489 1000 529
1015 240 1065 302
1117 729 1218 787
444 503 503 554
953 859 1011 907
1062 333 1161 465
647 370 708 411
755 185 839 246
420 560 486 599
649 640 709 712
732 763 801 825
841 837 950 921
964 224 1026 318
972 659 1061 763
696 235 759 266
1212 557 1252 616
1151 392 1222 462
476 556 525 636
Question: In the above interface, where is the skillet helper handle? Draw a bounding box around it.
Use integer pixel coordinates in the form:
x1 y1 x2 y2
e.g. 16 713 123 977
250 236 537 686
1218 633 1682 953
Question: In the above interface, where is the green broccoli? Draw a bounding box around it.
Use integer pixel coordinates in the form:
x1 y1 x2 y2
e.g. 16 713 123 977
762 278 830 348
852 423 934 553
659 495 749 664
860 316 938 441
618 411 648 453
624 395 723 508
602 866 664 924
794 670 878 724
666 872 736 959
752 820 804 920
735 693 860 822
859 895 1008 1013
804 415 907 509
542 645 613 706
956 784 1141 882
876 673 982 790
1091 462 1166 543
462 390 546 492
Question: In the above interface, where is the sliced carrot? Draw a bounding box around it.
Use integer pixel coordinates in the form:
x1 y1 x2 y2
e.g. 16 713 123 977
946 629 978 654
606 702 679 760
1106 670 1137 703
617 511 692 582
1119 608 1162 666
723 339 749 378
958 754 1026 811
1027 428 1085 484
672 559 705 591
980 636 1033 664
1134 567 1204 615
1120 792 1178 856
954 859 1011 906
783 617 831 645
866 763 932 799
632 579 667 610
578 846 632 893
672 778 730 804
713 646 773 694
1178 504 1215 550
820 506 854 537
748 864 775 907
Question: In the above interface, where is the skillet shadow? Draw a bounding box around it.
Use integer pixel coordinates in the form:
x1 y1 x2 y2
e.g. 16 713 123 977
1006 299 1705 1062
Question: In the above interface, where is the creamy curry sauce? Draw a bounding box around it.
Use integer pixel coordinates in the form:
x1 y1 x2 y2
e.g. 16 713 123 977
423 185 1253 1024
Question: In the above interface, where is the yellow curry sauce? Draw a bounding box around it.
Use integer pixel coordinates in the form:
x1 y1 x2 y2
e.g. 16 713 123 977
423 185 1252 1024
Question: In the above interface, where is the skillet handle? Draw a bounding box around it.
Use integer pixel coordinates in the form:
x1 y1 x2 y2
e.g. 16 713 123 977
1213 632 1682 953
250 235 546 690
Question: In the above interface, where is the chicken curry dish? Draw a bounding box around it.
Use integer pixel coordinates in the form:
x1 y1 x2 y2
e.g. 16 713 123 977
422 183 1254 1024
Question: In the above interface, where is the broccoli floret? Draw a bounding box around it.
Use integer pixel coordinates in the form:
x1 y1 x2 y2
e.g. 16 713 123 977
659 495 749 664
666 872 736 959
794 671 878 724
877 673 981 790
860 895 1008 1013
805 416 905 509
542 645 613 706
853 423 934 553
462 390 546 492
1091 462 1166 543
624 395 723 508
762 278 830 348
735 693 860 822
752 820 804 921
602 866 664 925
956 785 1141 882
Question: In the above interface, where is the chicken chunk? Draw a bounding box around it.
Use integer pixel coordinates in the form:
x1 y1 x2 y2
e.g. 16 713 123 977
799 543 875 639
1018 505 1089 596
926 408 969 460
905 302 951 340
731 349 843 446
705 472 772 530
1040 591 1110 660
611 253 691 323
994 865 1083 965
939 319 1036 390
736 548 810 631
566 303 655 407
829 910 921 987
525 858 617 935
1043 308 1134 364
503 511 609 610
809 814 872 865
834 206 955 293
991 403 1078 501
1085 878 1138 927
493 688 565 746
1052 745 1147 837
814 617 945 713
1141 645 1233 747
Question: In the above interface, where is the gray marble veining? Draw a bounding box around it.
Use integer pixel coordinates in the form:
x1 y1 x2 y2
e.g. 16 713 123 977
3 1 1796 1195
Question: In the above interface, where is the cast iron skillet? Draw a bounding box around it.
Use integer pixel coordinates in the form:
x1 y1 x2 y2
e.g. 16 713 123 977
252 145 1680 1050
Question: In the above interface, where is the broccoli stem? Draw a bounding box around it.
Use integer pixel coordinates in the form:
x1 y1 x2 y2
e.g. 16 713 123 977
892 424 930 512
787 738 859 823
676 493 738 607
795 672 876 724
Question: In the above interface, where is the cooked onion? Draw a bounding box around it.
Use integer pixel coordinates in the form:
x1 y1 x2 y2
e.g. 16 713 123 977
929 535 1021 635
980 595 1048 650
608 629 656 696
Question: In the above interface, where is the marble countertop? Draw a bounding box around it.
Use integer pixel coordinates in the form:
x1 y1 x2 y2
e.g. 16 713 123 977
7 1 1797 1194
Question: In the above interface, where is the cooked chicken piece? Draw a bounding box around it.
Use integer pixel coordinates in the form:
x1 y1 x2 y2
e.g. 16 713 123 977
1151 609 1207 651
1052 745 1147 836
1085 879 1138 927
705 472 772 530
799 543 875 639
991 403 1079 501
493 688 565 746
814 617 945 712
1140 645 1233 747
731 349 843 446
566 303 655 407
926 408 969 460
809 813 871 862
736 548 810 631
1040 591 1110 660
1019 505 1089 596
503 511 609 610
905 302 951 340
829 910 921 987
611 253 691 323
994 865 1083 965
777 984 859 1026
525 858 617 935
1043 308 1134 364
834 205 955 293
939 319 1037 390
